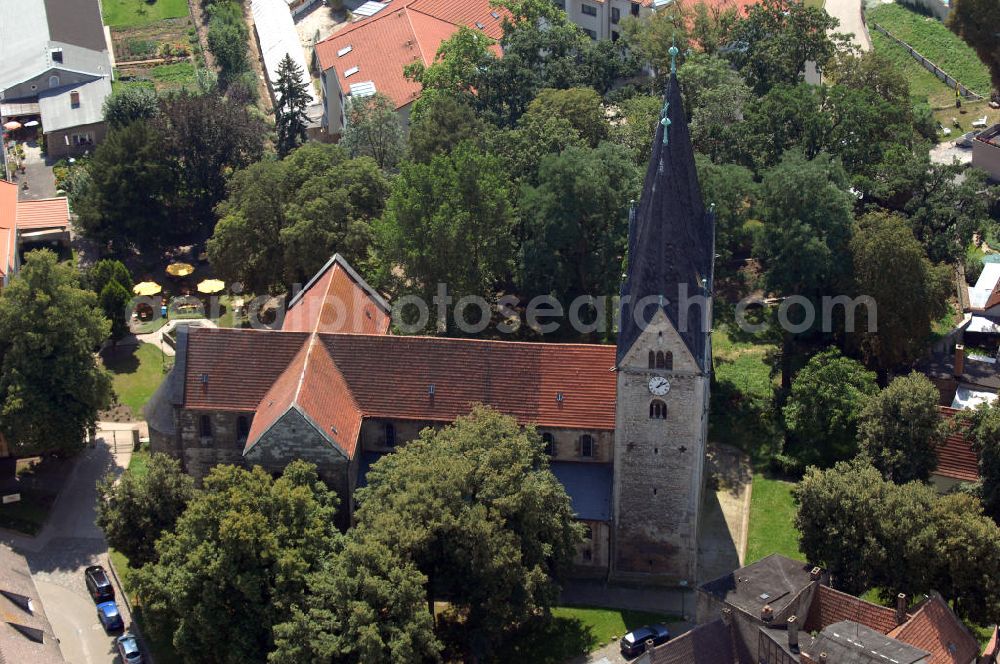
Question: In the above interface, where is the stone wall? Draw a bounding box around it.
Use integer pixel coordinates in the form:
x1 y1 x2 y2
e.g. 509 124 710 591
176 409 248 481
613 310 707 582
574 519 611 572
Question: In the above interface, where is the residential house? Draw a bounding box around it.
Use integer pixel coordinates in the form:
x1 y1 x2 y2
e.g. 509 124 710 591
145 73 716 582
313 0 505 135
0 180 71 288
973 125 1000 183
555 0 651 41
641 554 981 664
0 0 113 158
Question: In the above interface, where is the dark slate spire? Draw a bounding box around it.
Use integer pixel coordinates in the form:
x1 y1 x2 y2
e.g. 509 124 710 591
617 72 715 368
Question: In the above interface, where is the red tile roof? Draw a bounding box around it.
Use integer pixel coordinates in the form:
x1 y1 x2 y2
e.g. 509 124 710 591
0 182 16 279
936 407 979 482
282 255 391 335
314 0 505 111
182 328 310 411
320 333 617 430
889 594 979 664
15 197 69 230
804 585 900 635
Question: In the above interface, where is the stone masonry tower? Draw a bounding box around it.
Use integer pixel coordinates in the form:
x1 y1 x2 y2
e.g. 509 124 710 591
612 62 714 584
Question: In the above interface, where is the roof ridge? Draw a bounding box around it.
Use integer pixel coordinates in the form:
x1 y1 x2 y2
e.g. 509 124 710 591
316 330 618 351
316 0 420 45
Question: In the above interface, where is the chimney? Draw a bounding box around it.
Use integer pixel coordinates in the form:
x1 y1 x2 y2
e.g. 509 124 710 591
896 593 907 625
70 90 80 107
645 638 655 653
721 608 733 626
788 615 799 651
810 566 822 581
955 344 965 377
819 654 828 662
761 604 774 623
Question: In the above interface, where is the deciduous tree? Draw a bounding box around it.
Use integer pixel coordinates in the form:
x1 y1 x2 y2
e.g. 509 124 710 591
341 92 404 171
102 84 159 129
524 88 608 148
96 453 195 567
407 92 487 164
959 402 1000 524
948 0 1000 91
0 250 112 455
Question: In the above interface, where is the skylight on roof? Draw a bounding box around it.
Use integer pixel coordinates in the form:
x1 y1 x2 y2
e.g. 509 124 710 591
475 21 485 29
344 66 360 77
491 11 500 18
337 45 353 57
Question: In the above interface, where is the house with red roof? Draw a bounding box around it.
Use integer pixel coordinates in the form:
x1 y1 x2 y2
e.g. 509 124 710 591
313 0 506 135
0 180 70 288
650 554 982 664
146 72 716 582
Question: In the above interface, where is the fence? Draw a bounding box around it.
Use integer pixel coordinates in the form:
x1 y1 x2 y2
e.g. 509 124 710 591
869 22 984 102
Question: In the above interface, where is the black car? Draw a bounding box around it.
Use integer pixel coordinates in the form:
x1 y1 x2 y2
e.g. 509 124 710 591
85 565 115 602
620 623 671 658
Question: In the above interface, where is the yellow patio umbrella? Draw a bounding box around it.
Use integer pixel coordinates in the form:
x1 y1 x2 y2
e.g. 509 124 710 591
165 262 194 277
132 281 162 296
197 279 226 294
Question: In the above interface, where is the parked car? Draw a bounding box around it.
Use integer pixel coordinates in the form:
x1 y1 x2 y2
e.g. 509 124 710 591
620 623 671 658
85 565 114 602
96 600 124 633
116 633 143 663
957 130 980 148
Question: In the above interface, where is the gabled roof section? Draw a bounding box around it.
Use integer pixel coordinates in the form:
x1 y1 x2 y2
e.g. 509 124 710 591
182 328 310 410
888 594 979 664
643 617 737 664
319 333 618 430
0 182 16 278
805 621 928 664
804 584 899 635
699 554 818 617
935 407 979 482
618 72 714 368
283 254 391 335
314 0 504 111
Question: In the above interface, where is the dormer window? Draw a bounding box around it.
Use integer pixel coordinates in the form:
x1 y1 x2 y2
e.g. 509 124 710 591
51 49 63 64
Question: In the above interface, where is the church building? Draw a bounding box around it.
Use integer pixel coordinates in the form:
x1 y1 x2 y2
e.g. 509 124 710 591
145 69 714 583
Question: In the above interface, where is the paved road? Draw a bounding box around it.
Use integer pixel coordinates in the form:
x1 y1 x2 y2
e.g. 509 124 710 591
1 428 134 664
825 0 871 52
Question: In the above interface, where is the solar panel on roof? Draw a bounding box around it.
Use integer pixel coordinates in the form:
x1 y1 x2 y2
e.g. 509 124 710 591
354 1 387 16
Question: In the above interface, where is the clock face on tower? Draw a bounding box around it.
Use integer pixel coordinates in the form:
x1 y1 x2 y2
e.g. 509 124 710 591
648 375 670 396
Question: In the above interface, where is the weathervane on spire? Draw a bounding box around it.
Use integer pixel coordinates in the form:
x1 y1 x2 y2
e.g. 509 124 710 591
660 102 671 146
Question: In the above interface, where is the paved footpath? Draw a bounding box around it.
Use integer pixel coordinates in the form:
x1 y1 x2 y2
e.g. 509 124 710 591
825 0 871 52
0 426 134 664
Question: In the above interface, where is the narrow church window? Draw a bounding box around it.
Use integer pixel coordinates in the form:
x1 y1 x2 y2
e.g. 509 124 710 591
583 548 593 561
385 423 396 447
200 415 212 439
655 351 666 369
650 399 667 419
236 416 249 443
585 524 594 540
579 434 594 458
663 351 673 370
542 432 554 456
648 350 655 369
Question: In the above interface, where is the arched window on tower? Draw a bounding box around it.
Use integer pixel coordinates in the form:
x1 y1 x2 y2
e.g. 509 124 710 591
655 351 666 369
648 350 655 369
385 423 396 447
650 399 667 419
542 432 554 456
663 351 673 370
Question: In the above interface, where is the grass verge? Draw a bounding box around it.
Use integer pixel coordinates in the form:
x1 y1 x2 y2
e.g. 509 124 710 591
745 475 802 564
102 343 170 418
498 606 679 663
102 0 190 28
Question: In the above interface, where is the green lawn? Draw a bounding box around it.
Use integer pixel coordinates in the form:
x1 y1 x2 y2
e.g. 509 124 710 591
745 475 803 564
103 343 170 418
102 0 190 28
498 606 679 663
148 61 197 88
0 487 56 535
870 29 954 108
867 4 991 98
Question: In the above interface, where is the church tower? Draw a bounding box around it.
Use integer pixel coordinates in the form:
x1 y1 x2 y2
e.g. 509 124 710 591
612 60 714 583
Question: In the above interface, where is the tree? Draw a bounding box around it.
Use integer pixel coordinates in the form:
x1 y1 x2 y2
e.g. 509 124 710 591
375 142 515 310
207 4 251 90
727 0 842 94
739 83 831 172
677 53 752 162
948 0 1000 92
99 280 132 343
608 94 661 166
782 347 878 468
407 92 486 164
695 156 757 265
73 121 178 253
96 453 195 567
340 93 404 171
274 53 311 157
131 462 340 664
620 1 689 82
354 406 583 659
209 144 389 293
102 84 159 129
959 403 1000 524
270 535 440 664
87 259 133 295
0 250 112 455
524 88 608 148
519 143 639 306
490 111 586 188
849 212 951 374
857 373 945 483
